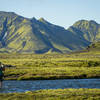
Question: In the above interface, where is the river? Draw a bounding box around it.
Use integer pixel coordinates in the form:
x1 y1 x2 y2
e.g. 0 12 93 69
0 78 100 93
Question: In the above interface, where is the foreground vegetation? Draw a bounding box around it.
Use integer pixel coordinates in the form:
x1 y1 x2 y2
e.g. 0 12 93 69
0 50 100 100
0 52 100 80
0 89 100 100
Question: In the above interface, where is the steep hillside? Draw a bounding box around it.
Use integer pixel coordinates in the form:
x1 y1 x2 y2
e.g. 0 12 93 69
68 20 100 42
0 11 100 53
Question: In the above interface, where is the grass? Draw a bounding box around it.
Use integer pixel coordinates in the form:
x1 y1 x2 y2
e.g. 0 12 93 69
0 53 100 80
0 88 100 100
0 52 100 100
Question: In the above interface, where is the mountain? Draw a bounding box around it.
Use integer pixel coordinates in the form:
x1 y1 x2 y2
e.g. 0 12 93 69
0 11 100 53
68 20 100 42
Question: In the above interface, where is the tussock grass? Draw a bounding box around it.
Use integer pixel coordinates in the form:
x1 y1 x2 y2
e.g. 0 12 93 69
0 53 100 80
0 89 100 100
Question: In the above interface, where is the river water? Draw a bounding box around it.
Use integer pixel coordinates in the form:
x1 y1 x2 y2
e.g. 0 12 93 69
0 79 100 93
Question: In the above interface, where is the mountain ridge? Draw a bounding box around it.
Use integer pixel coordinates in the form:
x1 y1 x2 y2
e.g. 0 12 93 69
0 11 100 53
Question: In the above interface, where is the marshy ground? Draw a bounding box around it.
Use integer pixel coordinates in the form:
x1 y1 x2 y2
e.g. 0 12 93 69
0 52 100 100
0 52 100 80
0 89 100 100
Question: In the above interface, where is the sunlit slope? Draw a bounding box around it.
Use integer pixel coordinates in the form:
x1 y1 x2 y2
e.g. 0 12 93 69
86 41 100 52
1 12 100 53
0 12 52 53
68 20 100 42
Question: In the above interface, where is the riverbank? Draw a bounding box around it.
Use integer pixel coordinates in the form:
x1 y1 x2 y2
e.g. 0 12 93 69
4 75 100 80
0 53 100 80
0 89 100 100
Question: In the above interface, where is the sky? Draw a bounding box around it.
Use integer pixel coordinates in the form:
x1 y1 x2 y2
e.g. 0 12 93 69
0 0 100 28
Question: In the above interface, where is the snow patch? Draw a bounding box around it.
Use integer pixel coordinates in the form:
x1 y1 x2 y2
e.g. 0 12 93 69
3 32 7 39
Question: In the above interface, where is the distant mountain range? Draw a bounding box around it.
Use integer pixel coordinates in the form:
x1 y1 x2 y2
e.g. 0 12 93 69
0 11 100 53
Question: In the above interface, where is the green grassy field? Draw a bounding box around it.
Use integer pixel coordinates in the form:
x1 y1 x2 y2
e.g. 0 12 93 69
0 52 100 80
0 89 100 100
0 52 100 100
